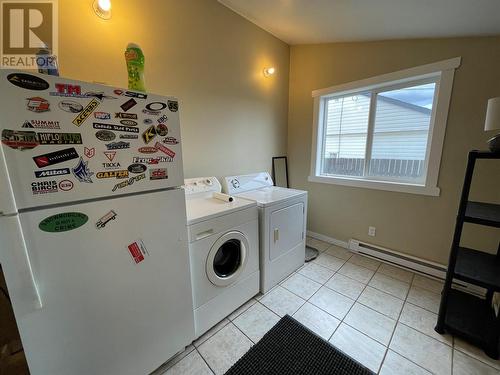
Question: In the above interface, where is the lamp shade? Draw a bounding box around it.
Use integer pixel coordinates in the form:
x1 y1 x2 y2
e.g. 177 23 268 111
485 97 500 131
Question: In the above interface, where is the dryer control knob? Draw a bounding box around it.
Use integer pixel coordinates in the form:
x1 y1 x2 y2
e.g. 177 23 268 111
231 179 240 189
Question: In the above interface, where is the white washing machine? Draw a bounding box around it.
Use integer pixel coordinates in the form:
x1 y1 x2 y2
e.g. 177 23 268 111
183 177 260 337
222 172 308 293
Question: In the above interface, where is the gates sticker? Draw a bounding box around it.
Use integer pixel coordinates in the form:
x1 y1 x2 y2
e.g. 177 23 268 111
72 157 94 183
93 123 139 133
2 129 38 150
149 168 168 180
95 130 116 141
22 120 60 129
39 212 89 233
72 98 100 126
37 132 82 145
96 170 129 179
7 73 49 90
142 125 157 144
26 97 50 112
34 168 71 178
59 100 83 113
127 239 149 264
115 112 138 119
120 98 137 112
31 180 57 195
155 142 176 158
33 148 79 168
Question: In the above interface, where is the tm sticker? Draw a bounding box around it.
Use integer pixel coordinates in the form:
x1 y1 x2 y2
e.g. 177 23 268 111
127 239 149 264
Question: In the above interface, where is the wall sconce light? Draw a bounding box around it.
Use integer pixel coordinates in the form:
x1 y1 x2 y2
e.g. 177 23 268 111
263 67 276 77
93 0 112 20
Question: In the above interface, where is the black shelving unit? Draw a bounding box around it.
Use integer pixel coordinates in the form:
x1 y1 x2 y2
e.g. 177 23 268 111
435 150 500 359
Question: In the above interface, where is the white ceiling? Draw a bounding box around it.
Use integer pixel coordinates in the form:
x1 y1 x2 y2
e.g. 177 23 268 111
218 0 500 45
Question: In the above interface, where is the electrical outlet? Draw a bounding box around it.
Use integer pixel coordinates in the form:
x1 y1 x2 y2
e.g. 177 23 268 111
368 226 376 236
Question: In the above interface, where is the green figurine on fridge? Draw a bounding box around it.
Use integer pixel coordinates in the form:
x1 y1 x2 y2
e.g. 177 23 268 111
125 43 146 92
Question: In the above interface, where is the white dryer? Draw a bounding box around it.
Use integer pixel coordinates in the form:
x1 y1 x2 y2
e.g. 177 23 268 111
222 172 308 293
184 177 260 337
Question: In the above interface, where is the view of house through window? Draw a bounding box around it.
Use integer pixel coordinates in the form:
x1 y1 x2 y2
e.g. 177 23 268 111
320 80 437 184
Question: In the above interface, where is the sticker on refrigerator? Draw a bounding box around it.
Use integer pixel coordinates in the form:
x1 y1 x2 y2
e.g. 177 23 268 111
31 180 58 195
93 123 139 133
132 156 172 164
26 97 50 112
84 147 96 158
154 142 175 158
114 90 148 99
120 98 137 112
96 210 117 229
126 239 149 264
157 114 168 123
94 111 111 120
105 141 130 150
72 157 94 183
155 124 168 136
95 130 116 141
142 125 157 144
34 168 71 178
127 163 146 174
96 170 129 179
72 98 100 126
59 100 83 113
50 84 87 98
39 212 88 233
33 148 79 168
162 136 179 145
138 146 157 154
37 132 83 145
119 119 137 126
2 129 38 150
58 179 74 191
167 100 178 112
7 73 49 90
85 92 116 101
119 134 138 140
149 168 168 180
115 112 138 119
22 120 60 129
111 173 145 192
103 151 116 162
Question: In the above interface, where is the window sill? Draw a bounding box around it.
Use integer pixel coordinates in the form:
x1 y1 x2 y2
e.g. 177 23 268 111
308 175 440 196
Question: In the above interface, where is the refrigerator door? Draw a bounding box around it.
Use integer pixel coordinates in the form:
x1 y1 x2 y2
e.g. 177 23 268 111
0 70 184 211
4 189 194 375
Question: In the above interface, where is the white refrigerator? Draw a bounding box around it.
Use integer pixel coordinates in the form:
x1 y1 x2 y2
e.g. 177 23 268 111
0 70 195 375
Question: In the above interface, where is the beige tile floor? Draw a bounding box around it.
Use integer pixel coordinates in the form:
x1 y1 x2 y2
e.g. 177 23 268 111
154 237 500 375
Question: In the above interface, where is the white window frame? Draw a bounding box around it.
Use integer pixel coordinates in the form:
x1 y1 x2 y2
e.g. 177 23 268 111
309 57 461 196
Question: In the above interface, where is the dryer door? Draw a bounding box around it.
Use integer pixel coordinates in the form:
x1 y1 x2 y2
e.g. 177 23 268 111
206 231 249 287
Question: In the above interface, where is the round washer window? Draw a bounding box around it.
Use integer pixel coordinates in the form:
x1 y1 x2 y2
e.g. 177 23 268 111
206 231 249 287
213 239 242 278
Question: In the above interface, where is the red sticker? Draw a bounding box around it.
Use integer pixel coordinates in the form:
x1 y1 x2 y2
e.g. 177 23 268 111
127 239 149 264
154 142 175 158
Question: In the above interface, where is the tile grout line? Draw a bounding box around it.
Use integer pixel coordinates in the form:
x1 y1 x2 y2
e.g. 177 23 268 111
195 347 217 375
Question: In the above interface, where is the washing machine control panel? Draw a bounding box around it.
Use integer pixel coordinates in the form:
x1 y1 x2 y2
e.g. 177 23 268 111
183 177 221 195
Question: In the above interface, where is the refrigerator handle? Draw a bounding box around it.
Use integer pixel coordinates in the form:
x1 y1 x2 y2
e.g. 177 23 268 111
0 215 43 314
0 145 17 215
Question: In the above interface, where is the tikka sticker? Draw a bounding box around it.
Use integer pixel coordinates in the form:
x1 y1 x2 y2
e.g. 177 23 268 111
39 212 88 233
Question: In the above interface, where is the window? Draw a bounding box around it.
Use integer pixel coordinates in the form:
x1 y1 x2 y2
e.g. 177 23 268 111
310 57 460 196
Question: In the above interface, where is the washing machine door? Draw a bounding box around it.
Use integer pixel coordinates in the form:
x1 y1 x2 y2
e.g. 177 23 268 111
206 231 249 287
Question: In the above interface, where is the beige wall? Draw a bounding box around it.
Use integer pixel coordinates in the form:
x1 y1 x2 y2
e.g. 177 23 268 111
288 37 500 264
58 0 289 178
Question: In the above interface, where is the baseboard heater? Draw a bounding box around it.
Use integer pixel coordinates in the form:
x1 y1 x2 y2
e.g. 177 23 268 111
348 239 485 296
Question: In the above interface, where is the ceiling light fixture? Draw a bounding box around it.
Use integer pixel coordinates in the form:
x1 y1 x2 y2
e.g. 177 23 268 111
263 67 276 77
93 0 112 20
